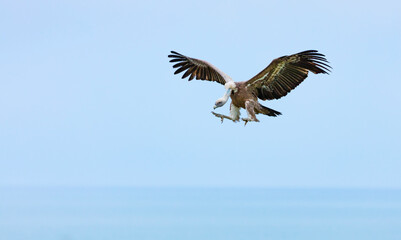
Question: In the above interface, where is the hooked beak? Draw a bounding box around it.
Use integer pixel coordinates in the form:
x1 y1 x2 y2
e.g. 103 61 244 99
213 105 217 109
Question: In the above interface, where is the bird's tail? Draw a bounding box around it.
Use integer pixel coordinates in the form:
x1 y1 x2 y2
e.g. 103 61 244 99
257 104 282 117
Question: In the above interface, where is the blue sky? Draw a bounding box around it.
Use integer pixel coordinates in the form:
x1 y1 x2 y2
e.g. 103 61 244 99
0 0 400 188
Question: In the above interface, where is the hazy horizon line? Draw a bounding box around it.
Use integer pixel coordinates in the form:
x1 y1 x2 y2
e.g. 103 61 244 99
1 184 400 191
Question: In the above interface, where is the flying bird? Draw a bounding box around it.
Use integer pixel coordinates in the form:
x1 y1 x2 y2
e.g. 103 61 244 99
168 50 331 125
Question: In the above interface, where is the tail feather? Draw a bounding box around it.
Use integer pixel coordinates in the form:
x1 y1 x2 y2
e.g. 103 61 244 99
257 104 281 117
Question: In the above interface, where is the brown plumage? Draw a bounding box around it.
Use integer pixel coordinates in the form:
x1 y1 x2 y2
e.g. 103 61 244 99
246 50 331 100
168 51 229 85
230 82 282 119
168 50 331 124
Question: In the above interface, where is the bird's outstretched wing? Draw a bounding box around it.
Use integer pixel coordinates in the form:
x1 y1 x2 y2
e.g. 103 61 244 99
245 50 331 100
168 51 232 85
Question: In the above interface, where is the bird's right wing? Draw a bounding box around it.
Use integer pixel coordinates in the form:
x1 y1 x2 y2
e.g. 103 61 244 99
168 51 232 85
245 50 331 100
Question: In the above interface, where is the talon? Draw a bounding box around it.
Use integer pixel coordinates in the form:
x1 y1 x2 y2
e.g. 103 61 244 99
241 117 251 126
211 111 235 123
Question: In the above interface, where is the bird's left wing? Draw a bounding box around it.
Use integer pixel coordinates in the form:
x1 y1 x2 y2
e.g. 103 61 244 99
168 51 232 85
245 50 331 100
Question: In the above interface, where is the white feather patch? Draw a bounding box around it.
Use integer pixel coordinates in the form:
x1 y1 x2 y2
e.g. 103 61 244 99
230 104 240 120
225 82 236 90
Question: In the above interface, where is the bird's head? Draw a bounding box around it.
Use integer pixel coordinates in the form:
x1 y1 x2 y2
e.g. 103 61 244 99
213 88 232 109
213 82 236 109
213 98 225 109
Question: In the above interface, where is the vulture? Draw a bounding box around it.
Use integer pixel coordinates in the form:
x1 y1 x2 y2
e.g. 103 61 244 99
168 50 331 125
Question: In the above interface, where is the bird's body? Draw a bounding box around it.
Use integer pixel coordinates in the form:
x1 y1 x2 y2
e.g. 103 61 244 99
168 50 331 124
230 82 249 109
224 81 281 122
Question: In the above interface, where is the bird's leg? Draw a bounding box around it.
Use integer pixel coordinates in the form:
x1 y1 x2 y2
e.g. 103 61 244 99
241 101 259 126
241 118 260 126
211 112 235 123
211 103 240 123
229 103 240 122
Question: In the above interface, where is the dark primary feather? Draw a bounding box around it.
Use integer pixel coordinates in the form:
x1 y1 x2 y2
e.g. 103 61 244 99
168 51 227 85
246 50 332 100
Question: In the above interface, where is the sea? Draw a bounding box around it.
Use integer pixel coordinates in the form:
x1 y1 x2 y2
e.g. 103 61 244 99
1 187 401 240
